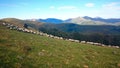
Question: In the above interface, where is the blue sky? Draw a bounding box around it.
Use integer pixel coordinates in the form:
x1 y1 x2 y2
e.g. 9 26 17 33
0 0 120 19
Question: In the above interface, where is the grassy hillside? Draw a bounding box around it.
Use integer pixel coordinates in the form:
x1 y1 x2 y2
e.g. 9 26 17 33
0 18 43 31
0 24 120 68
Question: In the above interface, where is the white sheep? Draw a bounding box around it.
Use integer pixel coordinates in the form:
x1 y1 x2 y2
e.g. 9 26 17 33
81 41 86 43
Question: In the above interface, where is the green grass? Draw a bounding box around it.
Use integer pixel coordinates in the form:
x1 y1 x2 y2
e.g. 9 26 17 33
0 24 120 68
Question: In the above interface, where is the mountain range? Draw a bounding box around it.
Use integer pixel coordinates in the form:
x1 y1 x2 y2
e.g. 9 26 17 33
33 16 120 25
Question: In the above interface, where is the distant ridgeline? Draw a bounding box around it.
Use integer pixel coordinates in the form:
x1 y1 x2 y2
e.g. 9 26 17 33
0 21 119 49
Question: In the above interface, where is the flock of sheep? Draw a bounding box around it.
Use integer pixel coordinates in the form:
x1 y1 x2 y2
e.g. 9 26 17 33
1 22 120 49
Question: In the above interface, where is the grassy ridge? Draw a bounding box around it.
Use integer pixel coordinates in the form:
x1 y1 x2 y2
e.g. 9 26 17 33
0 24 120 68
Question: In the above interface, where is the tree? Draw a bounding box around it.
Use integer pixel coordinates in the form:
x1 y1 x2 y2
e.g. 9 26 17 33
23 24 28 28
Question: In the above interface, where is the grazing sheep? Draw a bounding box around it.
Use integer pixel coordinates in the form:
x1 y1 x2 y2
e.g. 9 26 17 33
74 40 79 43
49 35 54 38
116 46 120 48
29 30 33 33
2 23 6 25
46 34 50 37
101 44 106 47
1 22 119 49
59 37 63 40
39 32 44 36
17 28 24 31
93 43 100 46
53 36 60 39
112 46 119 48
108 45 112 47
68 39 73 42
33 32 36 34
81 41 86 43
86 42 94 45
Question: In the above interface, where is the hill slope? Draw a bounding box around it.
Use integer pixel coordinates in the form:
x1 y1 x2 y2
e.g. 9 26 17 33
0 22 120 68
0 18 43 30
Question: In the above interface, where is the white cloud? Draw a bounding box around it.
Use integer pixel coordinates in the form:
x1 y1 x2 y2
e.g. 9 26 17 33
85 3 94 7
92 2 120 18
102 2 120 10
50 6 55 9
58 6 77 10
